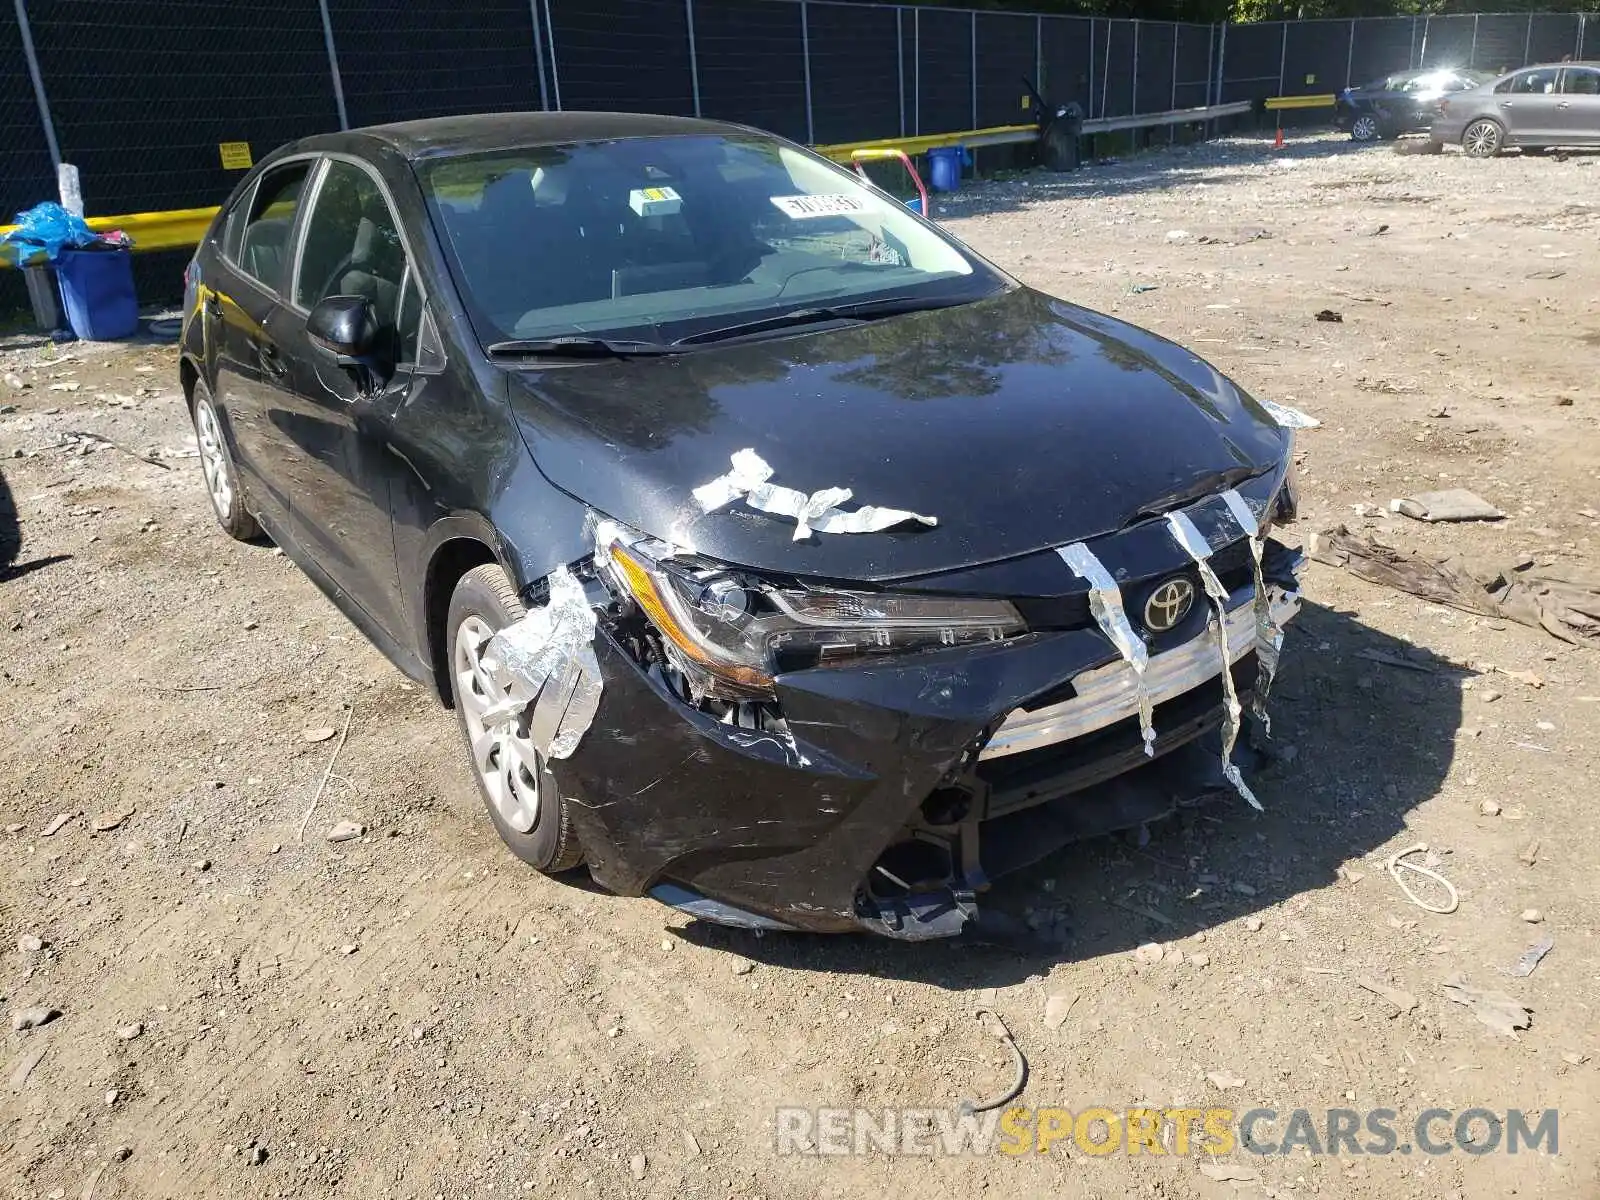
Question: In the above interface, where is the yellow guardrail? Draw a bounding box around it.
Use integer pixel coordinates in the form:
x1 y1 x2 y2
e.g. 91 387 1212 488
0 205 218 268
1265 93 1337 110
817 123 1038 163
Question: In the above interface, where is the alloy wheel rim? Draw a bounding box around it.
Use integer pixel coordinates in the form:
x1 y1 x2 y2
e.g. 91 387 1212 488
454 615 542 834
1352 116 1378 141
195 400 233 518
1464 122 1498 156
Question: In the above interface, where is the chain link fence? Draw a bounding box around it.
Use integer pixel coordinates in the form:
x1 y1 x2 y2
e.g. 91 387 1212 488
2 0 1594 254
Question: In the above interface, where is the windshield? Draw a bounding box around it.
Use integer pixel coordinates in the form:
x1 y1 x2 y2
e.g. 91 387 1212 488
418 134 1003 347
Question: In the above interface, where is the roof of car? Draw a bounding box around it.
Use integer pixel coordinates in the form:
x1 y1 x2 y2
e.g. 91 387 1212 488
295 111 758 161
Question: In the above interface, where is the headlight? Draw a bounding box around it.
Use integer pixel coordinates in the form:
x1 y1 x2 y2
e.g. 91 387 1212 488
597 528 1025 700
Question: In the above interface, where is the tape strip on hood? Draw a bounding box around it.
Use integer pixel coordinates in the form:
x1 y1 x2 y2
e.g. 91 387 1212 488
693 448 937 541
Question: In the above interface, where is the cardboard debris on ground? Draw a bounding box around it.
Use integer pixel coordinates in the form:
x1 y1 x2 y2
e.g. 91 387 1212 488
1309 525 1600 645
1441 974 1533 1038
1355 976 1419 1016
1391 489 1505 522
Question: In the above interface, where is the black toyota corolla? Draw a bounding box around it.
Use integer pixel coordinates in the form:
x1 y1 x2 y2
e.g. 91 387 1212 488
181 112 1308 939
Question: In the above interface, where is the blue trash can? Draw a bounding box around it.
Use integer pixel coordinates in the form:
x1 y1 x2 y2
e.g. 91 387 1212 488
55 247 140 341
926 146 966 193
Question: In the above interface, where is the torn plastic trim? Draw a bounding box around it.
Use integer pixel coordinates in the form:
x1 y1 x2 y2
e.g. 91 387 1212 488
692 447 938 540
649 882 800 931
480 564 604 761
1164 510 1260 810
1055 542 1157 757
1220 488 1286 732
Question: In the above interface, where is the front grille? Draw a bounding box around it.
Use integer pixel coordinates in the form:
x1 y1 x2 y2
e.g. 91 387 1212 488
978 653 1258 819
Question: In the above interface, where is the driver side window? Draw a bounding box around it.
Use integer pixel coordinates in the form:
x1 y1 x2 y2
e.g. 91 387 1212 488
295 161 408 337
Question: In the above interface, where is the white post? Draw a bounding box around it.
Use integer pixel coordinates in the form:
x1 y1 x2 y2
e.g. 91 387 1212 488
1345 19 1355 88
56 163 81 217
1523 12 1533 66
1469 14 1479 70
1131 19 1140 115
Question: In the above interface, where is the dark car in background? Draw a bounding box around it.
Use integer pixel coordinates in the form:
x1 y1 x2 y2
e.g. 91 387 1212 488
1336 68 1492 141
1432 62 1600 157
179 112 1305 941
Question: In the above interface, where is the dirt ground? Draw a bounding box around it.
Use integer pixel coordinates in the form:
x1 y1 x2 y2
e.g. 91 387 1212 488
2 131 1597 1199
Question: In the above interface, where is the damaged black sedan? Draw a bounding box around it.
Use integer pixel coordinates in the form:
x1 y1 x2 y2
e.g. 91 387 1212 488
180 112 1311 940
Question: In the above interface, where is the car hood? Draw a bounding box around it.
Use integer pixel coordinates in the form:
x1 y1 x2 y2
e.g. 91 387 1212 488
506 287 1288 582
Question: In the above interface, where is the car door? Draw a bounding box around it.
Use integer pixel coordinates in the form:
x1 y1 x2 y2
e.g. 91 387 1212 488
208 159 316 526
1494 67 1564 143
262 156 421 643
1555 66 1600 143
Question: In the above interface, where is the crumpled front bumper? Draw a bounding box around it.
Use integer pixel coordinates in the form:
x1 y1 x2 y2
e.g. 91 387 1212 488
553 539 1305 938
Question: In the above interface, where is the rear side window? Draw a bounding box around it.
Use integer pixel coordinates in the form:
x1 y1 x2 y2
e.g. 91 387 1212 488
234 163 312 293
1561 67 1600 95
1501 69 1560 94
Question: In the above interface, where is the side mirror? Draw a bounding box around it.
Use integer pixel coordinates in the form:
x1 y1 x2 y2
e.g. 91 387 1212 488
307 295 380 365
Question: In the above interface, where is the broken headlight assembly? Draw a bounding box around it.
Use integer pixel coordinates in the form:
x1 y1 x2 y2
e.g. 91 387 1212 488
597 529 1025 700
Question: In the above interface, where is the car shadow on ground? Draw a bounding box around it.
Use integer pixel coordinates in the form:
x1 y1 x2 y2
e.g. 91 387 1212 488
675 598 1464 989
0 465 70 583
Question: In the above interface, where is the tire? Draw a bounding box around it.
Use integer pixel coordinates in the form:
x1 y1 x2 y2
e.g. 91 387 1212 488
447 563 585 874
190 377 261 541
1462 119 1503 159
1350 114 1381 142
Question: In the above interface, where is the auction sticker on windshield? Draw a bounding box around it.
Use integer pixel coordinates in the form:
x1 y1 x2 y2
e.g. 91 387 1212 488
771 194 868 219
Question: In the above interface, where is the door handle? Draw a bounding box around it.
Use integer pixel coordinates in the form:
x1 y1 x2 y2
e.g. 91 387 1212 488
1498 100 1512 108
258 344 288 379
1558 101 1571 108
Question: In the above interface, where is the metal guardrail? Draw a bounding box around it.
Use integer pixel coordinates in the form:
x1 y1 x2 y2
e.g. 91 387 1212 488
1 100 1257 268
0 206 217 269
816 100 1256 162
1266 94 1337 110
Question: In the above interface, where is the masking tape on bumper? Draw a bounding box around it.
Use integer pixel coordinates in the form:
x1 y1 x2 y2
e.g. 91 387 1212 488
1165 510 1261 810
1056 541 1157 758
482 565 603 760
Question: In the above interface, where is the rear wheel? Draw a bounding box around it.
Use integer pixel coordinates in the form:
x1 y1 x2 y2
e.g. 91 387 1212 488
191 379 260 541
1462 119 1503 158
448 563 585 875
1350 114 1381 142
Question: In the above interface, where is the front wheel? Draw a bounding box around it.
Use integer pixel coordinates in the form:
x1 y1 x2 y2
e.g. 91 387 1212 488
1462 119 1503 158
448 563 585 875
1350 114 1381 142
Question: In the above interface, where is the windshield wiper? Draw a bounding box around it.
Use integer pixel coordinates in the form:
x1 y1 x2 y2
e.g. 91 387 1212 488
673 295 969 347
486 336 677 359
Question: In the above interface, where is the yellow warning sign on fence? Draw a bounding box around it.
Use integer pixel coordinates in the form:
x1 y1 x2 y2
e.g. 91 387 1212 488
218 142 253 171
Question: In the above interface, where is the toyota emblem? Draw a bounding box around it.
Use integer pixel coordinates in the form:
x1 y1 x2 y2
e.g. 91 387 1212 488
1143 577 1196 633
